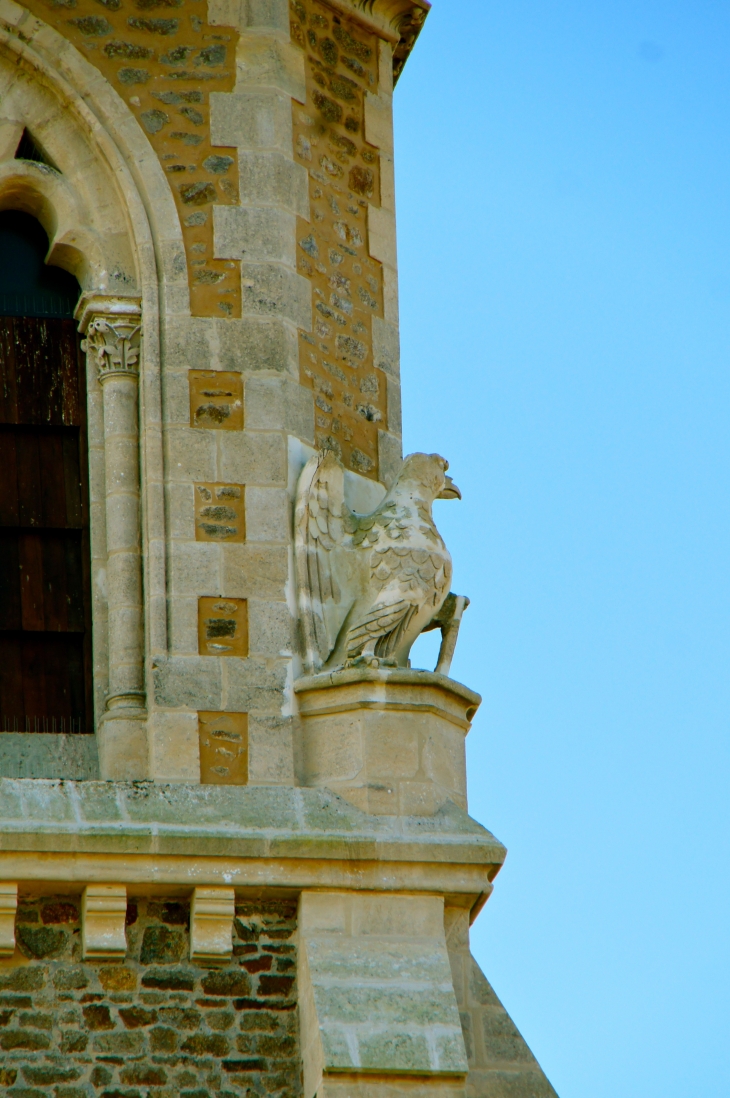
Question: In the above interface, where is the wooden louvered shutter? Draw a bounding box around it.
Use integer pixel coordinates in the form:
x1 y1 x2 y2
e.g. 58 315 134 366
0 316 92 733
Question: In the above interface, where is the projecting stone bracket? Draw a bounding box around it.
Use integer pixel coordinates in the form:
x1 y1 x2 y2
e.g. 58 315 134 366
190 886 235 965
81 884 128 961
0 881 17 956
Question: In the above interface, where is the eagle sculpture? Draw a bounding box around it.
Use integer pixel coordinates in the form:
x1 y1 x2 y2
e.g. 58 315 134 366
295 450 464 674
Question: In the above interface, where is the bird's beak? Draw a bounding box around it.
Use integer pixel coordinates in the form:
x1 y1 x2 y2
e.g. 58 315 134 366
438 476 461 500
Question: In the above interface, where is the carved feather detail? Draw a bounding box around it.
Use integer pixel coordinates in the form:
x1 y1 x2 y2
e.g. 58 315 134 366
295 450 457 673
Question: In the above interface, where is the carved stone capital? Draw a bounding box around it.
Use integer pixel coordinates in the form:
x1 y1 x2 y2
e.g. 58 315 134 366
75 293 142 384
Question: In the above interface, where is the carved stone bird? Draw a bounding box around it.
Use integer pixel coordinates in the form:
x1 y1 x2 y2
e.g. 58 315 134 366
295 450 461 673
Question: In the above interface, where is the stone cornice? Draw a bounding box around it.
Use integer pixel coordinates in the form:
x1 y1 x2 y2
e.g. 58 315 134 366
0 781 505 912
326 0 430 82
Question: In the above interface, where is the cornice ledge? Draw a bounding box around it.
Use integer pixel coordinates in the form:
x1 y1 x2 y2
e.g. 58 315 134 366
331 0 430 83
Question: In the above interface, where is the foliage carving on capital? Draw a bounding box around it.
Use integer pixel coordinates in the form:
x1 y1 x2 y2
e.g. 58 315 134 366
81 314 141 383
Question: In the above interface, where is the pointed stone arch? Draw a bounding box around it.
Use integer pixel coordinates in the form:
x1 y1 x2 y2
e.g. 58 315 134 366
0 5 194 768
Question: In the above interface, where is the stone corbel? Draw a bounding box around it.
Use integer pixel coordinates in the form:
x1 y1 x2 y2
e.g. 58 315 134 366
190 886 235 965
0 882 17 957
82 884 128 961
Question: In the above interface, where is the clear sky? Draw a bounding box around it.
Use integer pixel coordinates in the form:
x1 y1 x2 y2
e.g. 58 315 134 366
395 3 730 1096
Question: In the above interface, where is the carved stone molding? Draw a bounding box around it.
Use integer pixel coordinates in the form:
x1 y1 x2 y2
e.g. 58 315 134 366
331 0 430 81
190 886 235 965
75 294 142 384
82 883 128 960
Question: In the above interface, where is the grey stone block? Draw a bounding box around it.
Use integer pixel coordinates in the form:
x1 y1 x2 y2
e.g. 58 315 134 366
224 657 289 712
153 656 223 710
164 316 300 377
217 430 287 486
210 90 292 153
245 376 314 443
238 151 309 217
248 598 294 655
0 735 100 780
213 205 296 265
372 315 400 378
240 261 312 328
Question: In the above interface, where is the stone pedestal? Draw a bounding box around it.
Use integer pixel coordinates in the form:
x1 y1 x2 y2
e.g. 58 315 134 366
294 669 481 815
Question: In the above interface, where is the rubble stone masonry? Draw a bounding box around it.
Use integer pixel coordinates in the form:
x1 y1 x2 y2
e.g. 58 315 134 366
0 895 300 1097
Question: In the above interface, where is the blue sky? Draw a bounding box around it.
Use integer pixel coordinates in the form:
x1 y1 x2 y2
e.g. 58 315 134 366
396 3 730 1096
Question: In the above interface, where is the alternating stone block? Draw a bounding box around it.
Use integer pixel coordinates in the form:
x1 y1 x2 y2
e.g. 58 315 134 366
82 885 127 961
0 881 17 956
189 886 235 964
298 891 468 1098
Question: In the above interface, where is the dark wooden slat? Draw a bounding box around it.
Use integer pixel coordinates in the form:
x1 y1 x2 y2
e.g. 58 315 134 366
38 431 67 527
64 534 85 632
0 431 18 525
64 636 86 725
0 636 23 724
0 318 18 424
59 320 83 426
41 535 68 632
19 532 44 631
20 634 46 722
62 430 83 527
16 432 42 528
0 533 21 630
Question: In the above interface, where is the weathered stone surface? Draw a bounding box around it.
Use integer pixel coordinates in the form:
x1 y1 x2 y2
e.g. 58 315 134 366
299 892 467 1098
0 735 100 781
0 895 300 1096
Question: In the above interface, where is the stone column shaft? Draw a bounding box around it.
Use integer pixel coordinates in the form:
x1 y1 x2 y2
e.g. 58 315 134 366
100 369 144 703
77 294 149 779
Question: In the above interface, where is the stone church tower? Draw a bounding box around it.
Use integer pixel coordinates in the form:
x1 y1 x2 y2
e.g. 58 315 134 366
0 0 558 1093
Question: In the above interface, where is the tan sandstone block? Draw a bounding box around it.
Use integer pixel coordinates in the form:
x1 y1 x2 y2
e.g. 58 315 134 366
195 482 246 542
363 718 419 781
198 597 249 658
189 370 244 430
198 711 249 784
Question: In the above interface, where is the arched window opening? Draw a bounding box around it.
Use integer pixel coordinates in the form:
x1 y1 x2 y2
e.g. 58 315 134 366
0 210 92 734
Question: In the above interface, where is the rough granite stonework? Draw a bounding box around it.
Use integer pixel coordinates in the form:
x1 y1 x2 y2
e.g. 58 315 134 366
0 0 561 1093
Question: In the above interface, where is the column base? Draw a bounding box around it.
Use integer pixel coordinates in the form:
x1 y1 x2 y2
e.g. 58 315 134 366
97 706 149 780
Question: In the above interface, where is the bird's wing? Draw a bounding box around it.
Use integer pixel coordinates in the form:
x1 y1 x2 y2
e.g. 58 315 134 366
295 451 351 672
345 598 418 660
